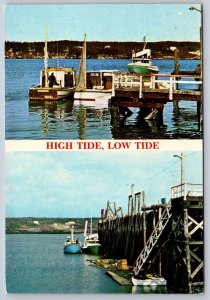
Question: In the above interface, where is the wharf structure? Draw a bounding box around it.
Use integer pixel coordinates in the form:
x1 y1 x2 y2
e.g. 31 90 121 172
110 72 202 127
98 183 203 293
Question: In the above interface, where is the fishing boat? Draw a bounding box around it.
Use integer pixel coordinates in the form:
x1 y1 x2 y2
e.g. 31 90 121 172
127 36 159 75
74 34 116 108
82 220 102 254
64 222 81 254
131 275 167 286
29 34 76 102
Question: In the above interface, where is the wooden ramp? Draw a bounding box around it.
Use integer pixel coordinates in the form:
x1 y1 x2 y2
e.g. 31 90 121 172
133 202 172 276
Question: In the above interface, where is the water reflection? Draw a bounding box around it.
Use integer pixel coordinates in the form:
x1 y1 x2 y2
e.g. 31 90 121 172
171 101 201 138
111 108 168 139
29 100 74 139
28 99 202 140
28 100 111 139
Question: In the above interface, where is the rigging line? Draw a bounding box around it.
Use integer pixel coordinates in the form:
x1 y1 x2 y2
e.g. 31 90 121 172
185 151 201 157
141 161 178 185
141 152 201 186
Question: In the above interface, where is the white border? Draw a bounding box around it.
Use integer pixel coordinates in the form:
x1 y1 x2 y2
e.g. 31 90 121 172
1 1 209 300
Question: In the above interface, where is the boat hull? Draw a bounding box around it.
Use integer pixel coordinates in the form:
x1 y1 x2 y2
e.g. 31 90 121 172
132 276 167 286
82 244 102 255
74 90 112 109
127 64 159 75
29 87 75 102
64 243 81 254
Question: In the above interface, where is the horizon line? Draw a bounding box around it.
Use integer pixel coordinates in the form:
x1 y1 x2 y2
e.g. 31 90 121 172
5 39 200 43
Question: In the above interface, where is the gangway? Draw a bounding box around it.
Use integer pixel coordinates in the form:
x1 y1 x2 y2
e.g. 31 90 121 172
133 201 172 276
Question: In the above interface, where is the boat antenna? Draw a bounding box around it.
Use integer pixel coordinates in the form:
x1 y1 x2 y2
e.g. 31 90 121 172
143 35 147 50
90 206 93 235
56 41 59 68
44 27 48 87
142 17 147 50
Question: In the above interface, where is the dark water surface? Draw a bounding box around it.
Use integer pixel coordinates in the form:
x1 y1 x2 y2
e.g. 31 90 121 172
6 234 170 294
5 58 202 139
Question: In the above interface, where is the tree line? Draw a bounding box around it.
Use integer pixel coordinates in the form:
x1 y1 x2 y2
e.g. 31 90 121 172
5 40 200 59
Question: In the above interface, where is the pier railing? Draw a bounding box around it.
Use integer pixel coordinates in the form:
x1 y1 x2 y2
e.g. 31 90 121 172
112 73 202 100
171 183 203 200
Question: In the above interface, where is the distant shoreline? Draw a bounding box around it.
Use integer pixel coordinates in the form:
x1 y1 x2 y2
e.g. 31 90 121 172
6 231 94 234
6 217 100 234
5 40 200 60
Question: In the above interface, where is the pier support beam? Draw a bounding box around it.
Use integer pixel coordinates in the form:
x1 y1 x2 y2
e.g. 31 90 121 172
173 100 179 110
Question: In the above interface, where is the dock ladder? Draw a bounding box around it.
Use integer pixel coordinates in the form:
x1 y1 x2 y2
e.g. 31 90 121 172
133 202 172 276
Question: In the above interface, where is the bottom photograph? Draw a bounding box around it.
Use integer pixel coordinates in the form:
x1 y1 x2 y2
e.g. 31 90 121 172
5 150 203 294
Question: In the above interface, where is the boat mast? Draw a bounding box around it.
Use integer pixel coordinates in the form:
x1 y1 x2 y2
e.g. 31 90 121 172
84 220 88 238
44 28 48 87
71 225 74 242
90 207 93 235
76 33 87 92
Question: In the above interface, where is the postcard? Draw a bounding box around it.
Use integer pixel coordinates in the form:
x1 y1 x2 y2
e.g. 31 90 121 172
4 3 203 295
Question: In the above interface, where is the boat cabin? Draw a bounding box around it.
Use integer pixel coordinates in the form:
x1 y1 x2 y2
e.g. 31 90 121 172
132 49 152 66
86 70 116 90
41 67 76 88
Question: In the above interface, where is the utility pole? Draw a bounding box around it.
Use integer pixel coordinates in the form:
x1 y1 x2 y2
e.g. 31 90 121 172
173 152 185 185
189 6 202 77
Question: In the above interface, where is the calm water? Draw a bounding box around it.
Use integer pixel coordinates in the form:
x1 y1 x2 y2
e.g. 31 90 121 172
5 58 202 139
6 234 170 294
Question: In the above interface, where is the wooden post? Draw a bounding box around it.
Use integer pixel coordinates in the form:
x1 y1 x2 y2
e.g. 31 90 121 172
111 106 119 119
139 76 142 99
183 185 192 293
153 207 156 230
159 252 162 277
174 48 180 76
158 205 162 277
173 100 179 109
128 196 131 216
136 192 141 215
131 184 135 216
112 73 115 96
169 77 173 101
114 202 116 216
197 101 201 122
101 209 104 220
142 191 146 247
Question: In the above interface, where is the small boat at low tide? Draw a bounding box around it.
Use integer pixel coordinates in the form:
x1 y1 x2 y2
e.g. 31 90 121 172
64 222 81 254
127 36 159 75
29 34 76 102
82 220 102 254
132 275 167 286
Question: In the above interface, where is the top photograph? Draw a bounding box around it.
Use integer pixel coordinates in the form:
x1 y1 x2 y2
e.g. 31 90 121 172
5 4 202 140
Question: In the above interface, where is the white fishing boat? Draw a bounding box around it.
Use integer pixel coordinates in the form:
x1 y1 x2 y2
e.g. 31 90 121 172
82 220 102 255
132 275 167 286
127 36 159 75
74 34 116 108
29 33 76 102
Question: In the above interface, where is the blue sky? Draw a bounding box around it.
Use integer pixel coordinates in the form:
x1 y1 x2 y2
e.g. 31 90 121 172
5 4 202 42
5 151 202 218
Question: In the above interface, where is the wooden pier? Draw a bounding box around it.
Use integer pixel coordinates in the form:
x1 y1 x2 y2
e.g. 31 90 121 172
98 183 203 293
111 73 202 124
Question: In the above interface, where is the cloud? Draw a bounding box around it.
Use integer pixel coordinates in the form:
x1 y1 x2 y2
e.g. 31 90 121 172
5 151 202 217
